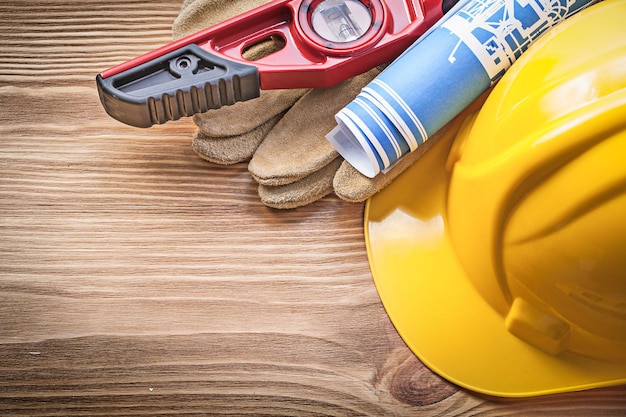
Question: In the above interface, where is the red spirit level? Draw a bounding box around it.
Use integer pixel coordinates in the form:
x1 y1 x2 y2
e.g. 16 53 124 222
96 0 458 127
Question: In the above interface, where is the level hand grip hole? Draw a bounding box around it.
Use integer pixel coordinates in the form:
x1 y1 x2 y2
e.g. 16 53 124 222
242 35 286 61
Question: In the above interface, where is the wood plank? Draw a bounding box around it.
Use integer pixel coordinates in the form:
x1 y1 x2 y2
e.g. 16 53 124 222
1 0 625 415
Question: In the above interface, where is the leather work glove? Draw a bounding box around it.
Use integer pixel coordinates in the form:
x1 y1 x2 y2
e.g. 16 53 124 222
172 0 441 209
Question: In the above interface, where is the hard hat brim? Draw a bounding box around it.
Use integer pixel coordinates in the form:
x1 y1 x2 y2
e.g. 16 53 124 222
364 131 626 397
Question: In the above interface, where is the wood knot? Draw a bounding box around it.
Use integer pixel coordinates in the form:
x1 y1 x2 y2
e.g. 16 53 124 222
386 347 459 406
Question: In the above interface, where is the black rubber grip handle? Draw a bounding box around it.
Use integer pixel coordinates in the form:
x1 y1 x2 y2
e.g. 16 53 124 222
96 44 261 128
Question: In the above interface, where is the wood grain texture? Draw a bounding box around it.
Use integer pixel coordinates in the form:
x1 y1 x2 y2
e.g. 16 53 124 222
1 1 625 415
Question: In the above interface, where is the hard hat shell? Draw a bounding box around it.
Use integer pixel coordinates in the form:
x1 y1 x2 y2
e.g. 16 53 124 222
365 0 626 397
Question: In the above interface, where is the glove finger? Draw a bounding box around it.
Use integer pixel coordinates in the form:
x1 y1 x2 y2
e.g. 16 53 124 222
257 158 343 209
191 87 305 164
333 136 440 202
192 111 284 164
249 67 381 186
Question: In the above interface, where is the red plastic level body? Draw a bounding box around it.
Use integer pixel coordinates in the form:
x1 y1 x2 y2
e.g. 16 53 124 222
100 0 448 90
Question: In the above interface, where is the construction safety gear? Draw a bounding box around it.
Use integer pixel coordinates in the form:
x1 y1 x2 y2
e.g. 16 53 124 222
365 0 626 397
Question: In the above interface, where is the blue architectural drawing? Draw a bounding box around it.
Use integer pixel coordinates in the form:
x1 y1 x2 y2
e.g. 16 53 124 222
328 0 598 177
442 0 596 81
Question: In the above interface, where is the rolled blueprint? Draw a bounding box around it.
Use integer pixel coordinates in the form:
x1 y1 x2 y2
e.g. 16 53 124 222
326 0 599 178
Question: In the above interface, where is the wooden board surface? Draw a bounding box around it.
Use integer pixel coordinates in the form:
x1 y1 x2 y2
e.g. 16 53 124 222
1 0 625 415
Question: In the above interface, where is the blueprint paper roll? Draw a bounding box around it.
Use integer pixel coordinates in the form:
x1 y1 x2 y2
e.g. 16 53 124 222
327 0 599 178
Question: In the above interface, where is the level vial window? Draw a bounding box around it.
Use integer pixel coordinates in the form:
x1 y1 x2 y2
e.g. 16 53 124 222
311 0 372 43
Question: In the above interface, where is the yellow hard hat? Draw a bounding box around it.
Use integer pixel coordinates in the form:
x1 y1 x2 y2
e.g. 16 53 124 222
365 0 626 397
